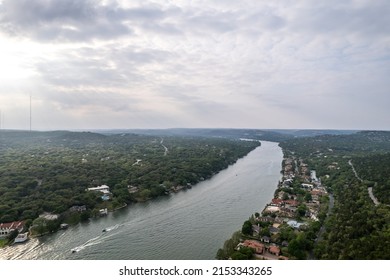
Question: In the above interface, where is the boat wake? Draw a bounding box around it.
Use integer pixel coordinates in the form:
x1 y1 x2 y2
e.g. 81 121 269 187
71 236 102 253
71 223 124 254
102 224 121 232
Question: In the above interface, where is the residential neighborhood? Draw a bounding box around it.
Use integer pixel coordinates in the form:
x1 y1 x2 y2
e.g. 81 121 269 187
229 156 329 260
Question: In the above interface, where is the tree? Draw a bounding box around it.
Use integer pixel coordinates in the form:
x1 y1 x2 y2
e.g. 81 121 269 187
7 229 19 242
288 239 307 260
297 204 307 217
304 192 312 202
232 246 254 260
242 220 253 235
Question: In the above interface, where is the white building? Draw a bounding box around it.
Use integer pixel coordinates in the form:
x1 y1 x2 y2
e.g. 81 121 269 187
87 185 110 194
0 221 25 239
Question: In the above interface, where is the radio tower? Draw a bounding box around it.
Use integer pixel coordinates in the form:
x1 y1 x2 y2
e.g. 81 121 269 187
30 94 32 132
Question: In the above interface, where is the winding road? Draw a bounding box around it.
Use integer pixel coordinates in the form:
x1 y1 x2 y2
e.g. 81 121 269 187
160 138 168 156
348 160 380 206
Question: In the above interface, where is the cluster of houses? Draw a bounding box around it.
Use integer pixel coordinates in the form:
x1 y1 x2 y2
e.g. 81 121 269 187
236 157 328 260
0 221 28 243
0 184 113 245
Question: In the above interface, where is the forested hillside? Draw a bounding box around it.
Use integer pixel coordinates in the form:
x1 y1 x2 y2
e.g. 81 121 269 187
279 131 390 259
0 130 259 225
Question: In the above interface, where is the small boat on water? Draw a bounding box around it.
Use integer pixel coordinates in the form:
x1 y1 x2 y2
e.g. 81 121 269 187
60 223 69 230
102 228 107 232
71 248 77 253
14 232 29 243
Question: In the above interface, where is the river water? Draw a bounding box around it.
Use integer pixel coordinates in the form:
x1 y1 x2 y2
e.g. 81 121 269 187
0 141 283 260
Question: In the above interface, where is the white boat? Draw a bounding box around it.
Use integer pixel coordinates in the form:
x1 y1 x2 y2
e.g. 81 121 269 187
14 232 28 243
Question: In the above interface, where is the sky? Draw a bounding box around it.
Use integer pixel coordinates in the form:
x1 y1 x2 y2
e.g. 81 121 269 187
0 0 389 131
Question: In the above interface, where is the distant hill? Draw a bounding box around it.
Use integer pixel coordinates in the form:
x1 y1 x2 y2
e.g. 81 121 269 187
93 128 362 142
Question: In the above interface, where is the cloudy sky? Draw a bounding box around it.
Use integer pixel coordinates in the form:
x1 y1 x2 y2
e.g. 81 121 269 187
0 0 389 130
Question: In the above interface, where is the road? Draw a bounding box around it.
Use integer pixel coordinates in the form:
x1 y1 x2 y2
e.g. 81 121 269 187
349 160 380 206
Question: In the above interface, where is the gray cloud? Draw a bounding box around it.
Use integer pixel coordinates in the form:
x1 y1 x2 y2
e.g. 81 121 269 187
0 0 130 41
288 0 390 38
0 0 389 130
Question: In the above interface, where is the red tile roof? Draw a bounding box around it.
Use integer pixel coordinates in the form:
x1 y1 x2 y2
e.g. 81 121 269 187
242 240 265 254
269 245 281 255
271 199 283 205
0 221 25 230
284 200 299 206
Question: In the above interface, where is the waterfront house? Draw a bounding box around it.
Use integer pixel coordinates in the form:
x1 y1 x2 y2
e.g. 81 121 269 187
0 221 25 239
270 199 284 207
99 208 108 216
257 216 274 223
263 205 280 213
241 240 265 254
252 225 261 236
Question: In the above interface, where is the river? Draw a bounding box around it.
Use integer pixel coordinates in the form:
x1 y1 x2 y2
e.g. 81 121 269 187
0 141 283 260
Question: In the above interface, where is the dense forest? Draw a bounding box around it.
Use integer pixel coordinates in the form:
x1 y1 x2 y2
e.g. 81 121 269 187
279 131 390 259
0 130 260 228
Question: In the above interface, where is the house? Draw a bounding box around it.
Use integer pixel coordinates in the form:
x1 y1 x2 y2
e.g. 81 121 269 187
284 200 299 207
39 213 59 220
268 245 281 256
241 240 265 254
270 199 283 207
128 185 139 194
301 183 313 190
282 205 297 213
263 205 280 213
87 185 110 194
261 236 271 243
277 191 287 199
0 221 25 239
282 179 293 187
99 208 108 216
269 226 279 235
257 216 274 223
252 225 261 235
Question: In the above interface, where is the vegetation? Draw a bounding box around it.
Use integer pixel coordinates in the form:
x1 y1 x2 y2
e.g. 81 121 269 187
218 130 390 260
280 130 390 259
0 130 260 226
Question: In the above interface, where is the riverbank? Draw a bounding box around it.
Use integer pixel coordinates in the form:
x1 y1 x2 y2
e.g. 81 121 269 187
1 141 283 260
217 151 330 260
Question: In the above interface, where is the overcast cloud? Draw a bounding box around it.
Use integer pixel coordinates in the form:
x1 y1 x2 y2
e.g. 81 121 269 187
0 0 389 130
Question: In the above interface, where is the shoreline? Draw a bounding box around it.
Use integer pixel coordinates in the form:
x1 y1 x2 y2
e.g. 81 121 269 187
1 144 262 255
